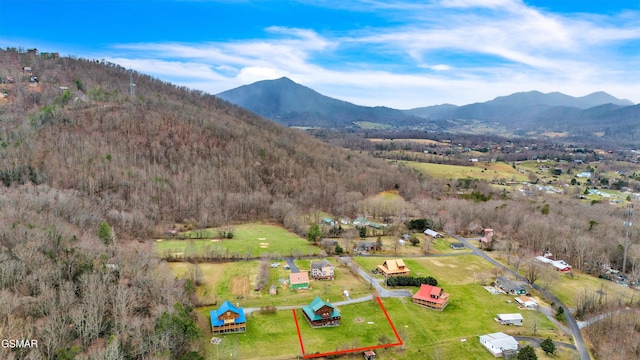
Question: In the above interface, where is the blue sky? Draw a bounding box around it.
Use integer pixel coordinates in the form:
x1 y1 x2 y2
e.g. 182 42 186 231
2 0 639 108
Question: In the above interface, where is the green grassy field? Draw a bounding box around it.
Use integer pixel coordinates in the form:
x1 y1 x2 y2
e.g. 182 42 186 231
156 223 319 258
189 254 571 359
173 258 373 308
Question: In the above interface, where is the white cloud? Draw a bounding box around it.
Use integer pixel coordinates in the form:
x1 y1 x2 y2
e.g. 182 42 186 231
105 0 640 107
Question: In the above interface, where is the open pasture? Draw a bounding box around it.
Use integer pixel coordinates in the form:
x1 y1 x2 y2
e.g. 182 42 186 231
156 222 318 258
400 160 528 182
368 138 449 146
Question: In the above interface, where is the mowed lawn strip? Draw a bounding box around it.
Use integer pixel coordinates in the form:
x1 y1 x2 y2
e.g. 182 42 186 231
155 222 318 258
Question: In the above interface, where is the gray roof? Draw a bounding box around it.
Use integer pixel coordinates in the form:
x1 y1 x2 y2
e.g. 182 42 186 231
311 259 332 270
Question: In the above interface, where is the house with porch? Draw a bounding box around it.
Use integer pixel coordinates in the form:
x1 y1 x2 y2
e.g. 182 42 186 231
515 296 538 309
377 259 410 277
302 296 341 328
495 276 527 295
311 259 334 280
424 228 443 238
479 332 519 357
412 284 449 311
210 301 246 334
289 272 310 290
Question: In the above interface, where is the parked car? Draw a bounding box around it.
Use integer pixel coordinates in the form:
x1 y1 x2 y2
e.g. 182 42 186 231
271 263 280 268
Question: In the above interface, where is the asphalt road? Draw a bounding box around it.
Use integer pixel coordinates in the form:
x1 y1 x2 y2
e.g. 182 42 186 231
453 235 591 360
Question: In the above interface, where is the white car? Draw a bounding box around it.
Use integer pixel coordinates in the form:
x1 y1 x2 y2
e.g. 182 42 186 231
270 263 280 268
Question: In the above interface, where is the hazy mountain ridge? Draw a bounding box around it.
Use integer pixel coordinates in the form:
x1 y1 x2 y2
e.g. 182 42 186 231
216 77 427 128
218 77 639 139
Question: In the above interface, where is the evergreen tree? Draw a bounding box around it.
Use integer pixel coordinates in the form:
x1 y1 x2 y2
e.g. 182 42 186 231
517 345 537 360
98 221 113 245
540 337 556 355
307 223 321 243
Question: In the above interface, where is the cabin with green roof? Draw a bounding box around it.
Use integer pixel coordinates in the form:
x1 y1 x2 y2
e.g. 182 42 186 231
302 296 341 328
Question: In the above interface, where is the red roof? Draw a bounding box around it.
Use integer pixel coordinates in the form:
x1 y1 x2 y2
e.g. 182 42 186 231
289 272 309 285
412 284 448 304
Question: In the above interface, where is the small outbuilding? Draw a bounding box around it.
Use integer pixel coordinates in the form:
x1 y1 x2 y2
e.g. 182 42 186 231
450 242 465 250
495 313 523 326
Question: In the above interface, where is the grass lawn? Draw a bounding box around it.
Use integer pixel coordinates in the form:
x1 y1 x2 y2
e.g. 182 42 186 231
172 258 373 308
296 299 399 355
155 222 318 258
187 253 584 360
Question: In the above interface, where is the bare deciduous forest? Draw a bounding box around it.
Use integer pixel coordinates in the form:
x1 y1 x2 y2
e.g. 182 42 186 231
0 50 638 359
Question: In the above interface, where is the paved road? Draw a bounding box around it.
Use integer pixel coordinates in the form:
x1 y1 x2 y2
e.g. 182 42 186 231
285 258 299 273
339 256 413 298
243 295 375 315
453 235 591 360
514 336 576 351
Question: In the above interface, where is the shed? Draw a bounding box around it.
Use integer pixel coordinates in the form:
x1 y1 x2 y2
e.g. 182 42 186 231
450 242 465 250
495 313 523 326
363 350 376 360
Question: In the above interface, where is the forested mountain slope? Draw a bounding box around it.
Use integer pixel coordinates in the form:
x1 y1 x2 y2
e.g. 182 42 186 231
0 50 417 238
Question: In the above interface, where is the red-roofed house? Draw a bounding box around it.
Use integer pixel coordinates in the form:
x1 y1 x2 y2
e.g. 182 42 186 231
289 272 309 290
377 259 410 277
412 284 449 311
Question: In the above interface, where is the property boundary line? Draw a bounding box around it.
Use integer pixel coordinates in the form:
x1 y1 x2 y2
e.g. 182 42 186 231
293 296 403 359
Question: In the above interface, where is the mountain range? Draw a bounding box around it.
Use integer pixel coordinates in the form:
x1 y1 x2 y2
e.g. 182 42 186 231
217 77 640 141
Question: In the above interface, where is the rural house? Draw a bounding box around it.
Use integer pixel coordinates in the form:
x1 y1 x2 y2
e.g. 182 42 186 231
302 296 341 327
479 332 519 357
515 296 538 310
495 276 527 295
311 259 334 280
289 272 310 290
535 256 572 272
424 228 443 238
412 284 450 311
377 259 410 277
495 313 523 326
210 301 246 334
354 240 378 252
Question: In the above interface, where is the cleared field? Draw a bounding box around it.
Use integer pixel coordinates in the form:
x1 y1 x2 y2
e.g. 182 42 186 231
400 160 529 182
355 121 392 129
368 138 449 146
156 223 318 258
190 253 584 359
174 258 373 309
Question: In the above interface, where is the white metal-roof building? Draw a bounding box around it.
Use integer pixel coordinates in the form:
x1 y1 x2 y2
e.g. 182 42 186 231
479 332 519 357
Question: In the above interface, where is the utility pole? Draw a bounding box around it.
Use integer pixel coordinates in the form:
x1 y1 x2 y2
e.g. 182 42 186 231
623 203 633 277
